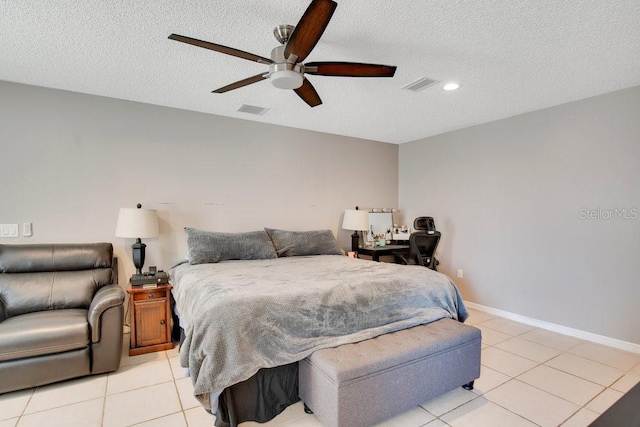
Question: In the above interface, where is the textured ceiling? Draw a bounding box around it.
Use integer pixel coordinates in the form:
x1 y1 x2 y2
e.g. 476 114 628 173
1 1 639 144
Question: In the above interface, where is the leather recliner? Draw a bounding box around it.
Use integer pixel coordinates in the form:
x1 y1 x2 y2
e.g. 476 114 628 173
0 243 125 394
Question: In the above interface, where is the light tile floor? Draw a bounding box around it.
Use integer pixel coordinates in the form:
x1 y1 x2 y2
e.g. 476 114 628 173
1 309 639 427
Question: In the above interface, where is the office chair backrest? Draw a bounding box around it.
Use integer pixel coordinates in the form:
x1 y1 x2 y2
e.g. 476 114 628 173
413 217 436 233
408 231 441 270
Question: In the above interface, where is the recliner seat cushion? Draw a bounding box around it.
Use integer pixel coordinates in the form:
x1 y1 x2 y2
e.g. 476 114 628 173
0 309 89 362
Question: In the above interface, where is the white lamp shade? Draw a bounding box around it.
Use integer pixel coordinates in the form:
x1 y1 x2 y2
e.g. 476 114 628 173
115 207 159 239
342 209 370 231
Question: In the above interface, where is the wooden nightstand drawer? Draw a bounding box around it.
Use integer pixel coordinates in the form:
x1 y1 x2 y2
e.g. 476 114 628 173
133 290 166 301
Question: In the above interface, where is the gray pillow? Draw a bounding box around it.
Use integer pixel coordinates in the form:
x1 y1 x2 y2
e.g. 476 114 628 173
185 228 277 264
264 228 343 257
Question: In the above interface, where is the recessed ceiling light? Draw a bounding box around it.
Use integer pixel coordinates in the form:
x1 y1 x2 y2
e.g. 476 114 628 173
443 82 460 91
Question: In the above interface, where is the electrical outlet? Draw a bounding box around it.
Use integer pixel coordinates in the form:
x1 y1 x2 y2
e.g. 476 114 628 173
1 224 19 238
457 269 464 279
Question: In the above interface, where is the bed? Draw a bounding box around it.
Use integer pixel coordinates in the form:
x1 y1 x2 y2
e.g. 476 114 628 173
169 227 469 426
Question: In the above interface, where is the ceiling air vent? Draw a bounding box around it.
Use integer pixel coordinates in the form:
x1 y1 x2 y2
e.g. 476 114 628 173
237 104 270 115
402 77 440 92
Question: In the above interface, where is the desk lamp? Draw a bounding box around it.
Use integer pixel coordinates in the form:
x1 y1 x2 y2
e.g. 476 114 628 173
115 204 159 276
342 207 369 252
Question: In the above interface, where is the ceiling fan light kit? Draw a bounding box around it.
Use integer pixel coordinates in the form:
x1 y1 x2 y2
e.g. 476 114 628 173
270 67 304 89
269 45 304 89
169 0 396 107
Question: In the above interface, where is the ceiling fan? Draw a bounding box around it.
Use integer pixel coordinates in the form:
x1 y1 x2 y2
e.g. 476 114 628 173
168 0 396 107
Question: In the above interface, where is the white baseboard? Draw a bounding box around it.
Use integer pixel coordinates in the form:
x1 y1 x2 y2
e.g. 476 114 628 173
464 301 640 355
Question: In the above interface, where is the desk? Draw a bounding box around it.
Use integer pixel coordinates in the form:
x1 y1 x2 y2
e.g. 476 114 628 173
357 245 409 262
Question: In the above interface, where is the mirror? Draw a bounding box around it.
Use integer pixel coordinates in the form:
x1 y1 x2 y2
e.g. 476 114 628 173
368 212 393 237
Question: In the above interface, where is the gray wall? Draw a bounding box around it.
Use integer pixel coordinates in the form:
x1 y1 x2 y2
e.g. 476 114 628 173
0 80 398 283
399 85 640 344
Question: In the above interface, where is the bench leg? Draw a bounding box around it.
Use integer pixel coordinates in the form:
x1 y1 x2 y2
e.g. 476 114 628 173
303 403 313 414
462 381 474 391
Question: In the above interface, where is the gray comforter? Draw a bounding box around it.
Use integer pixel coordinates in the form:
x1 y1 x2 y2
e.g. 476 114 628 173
170 255 468 408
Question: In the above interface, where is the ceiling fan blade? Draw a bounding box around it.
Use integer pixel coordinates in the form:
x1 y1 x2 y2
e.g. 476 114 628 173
294 78 322 107
304 62 397 77
169 34 273 65
212 73 269 93
284 0 337 63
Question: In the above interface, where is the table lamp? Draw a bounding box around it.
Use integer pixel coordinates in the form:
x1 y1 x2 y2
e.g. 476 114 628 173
115 204 159 276
342 207 370 252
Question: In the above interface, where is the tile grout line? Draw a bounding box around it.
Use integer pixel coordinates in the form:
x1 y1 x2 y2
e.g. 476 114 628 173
424 392 480 419
515 364 611 405
102 372 109 427
17 387 36 424
437 382 544 427
581 386 626 415
105 378 176 398
543 353 626 388
495 334 573 356
127 410 185 426
170 358 188 414
489 343 560 365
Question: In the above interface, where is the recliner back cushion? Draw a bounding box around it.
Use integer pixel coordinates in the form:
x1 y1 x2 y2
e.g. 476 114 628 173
0 269 113 318
0 243 113 319
0 243 112 273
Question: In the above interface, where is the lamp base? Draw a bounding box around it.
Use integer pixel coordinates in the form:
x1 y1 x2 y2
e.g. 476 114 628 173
132 238 146 275
351 232 360 252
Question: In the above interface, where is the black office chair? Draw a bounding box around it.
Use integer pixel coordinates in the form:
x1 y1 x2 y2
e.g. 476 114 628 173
394 216 441 270
394 231 441 270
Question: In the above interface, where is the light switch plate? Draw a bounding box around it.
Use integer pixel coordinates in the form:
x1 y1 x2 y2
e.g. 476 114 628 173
1 224 19 238
23 223 32 237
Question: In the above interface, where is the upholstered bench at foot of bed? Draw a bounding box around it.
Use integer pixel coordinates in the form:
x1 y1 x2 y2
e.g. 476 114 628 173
298 318 481 427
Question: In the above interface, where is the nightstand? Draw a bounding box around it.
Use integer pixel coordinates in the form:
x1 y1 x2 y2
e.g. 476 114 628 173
127 284 174 356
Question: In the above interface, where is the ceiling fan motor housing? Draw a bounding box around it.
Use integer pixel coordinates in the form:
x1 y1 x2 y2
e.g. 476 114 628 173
273 25 295 44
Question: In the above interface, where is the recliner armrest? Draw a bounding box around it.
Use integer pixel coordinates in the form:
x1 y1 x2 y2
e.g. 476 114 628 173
88 285 125 343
